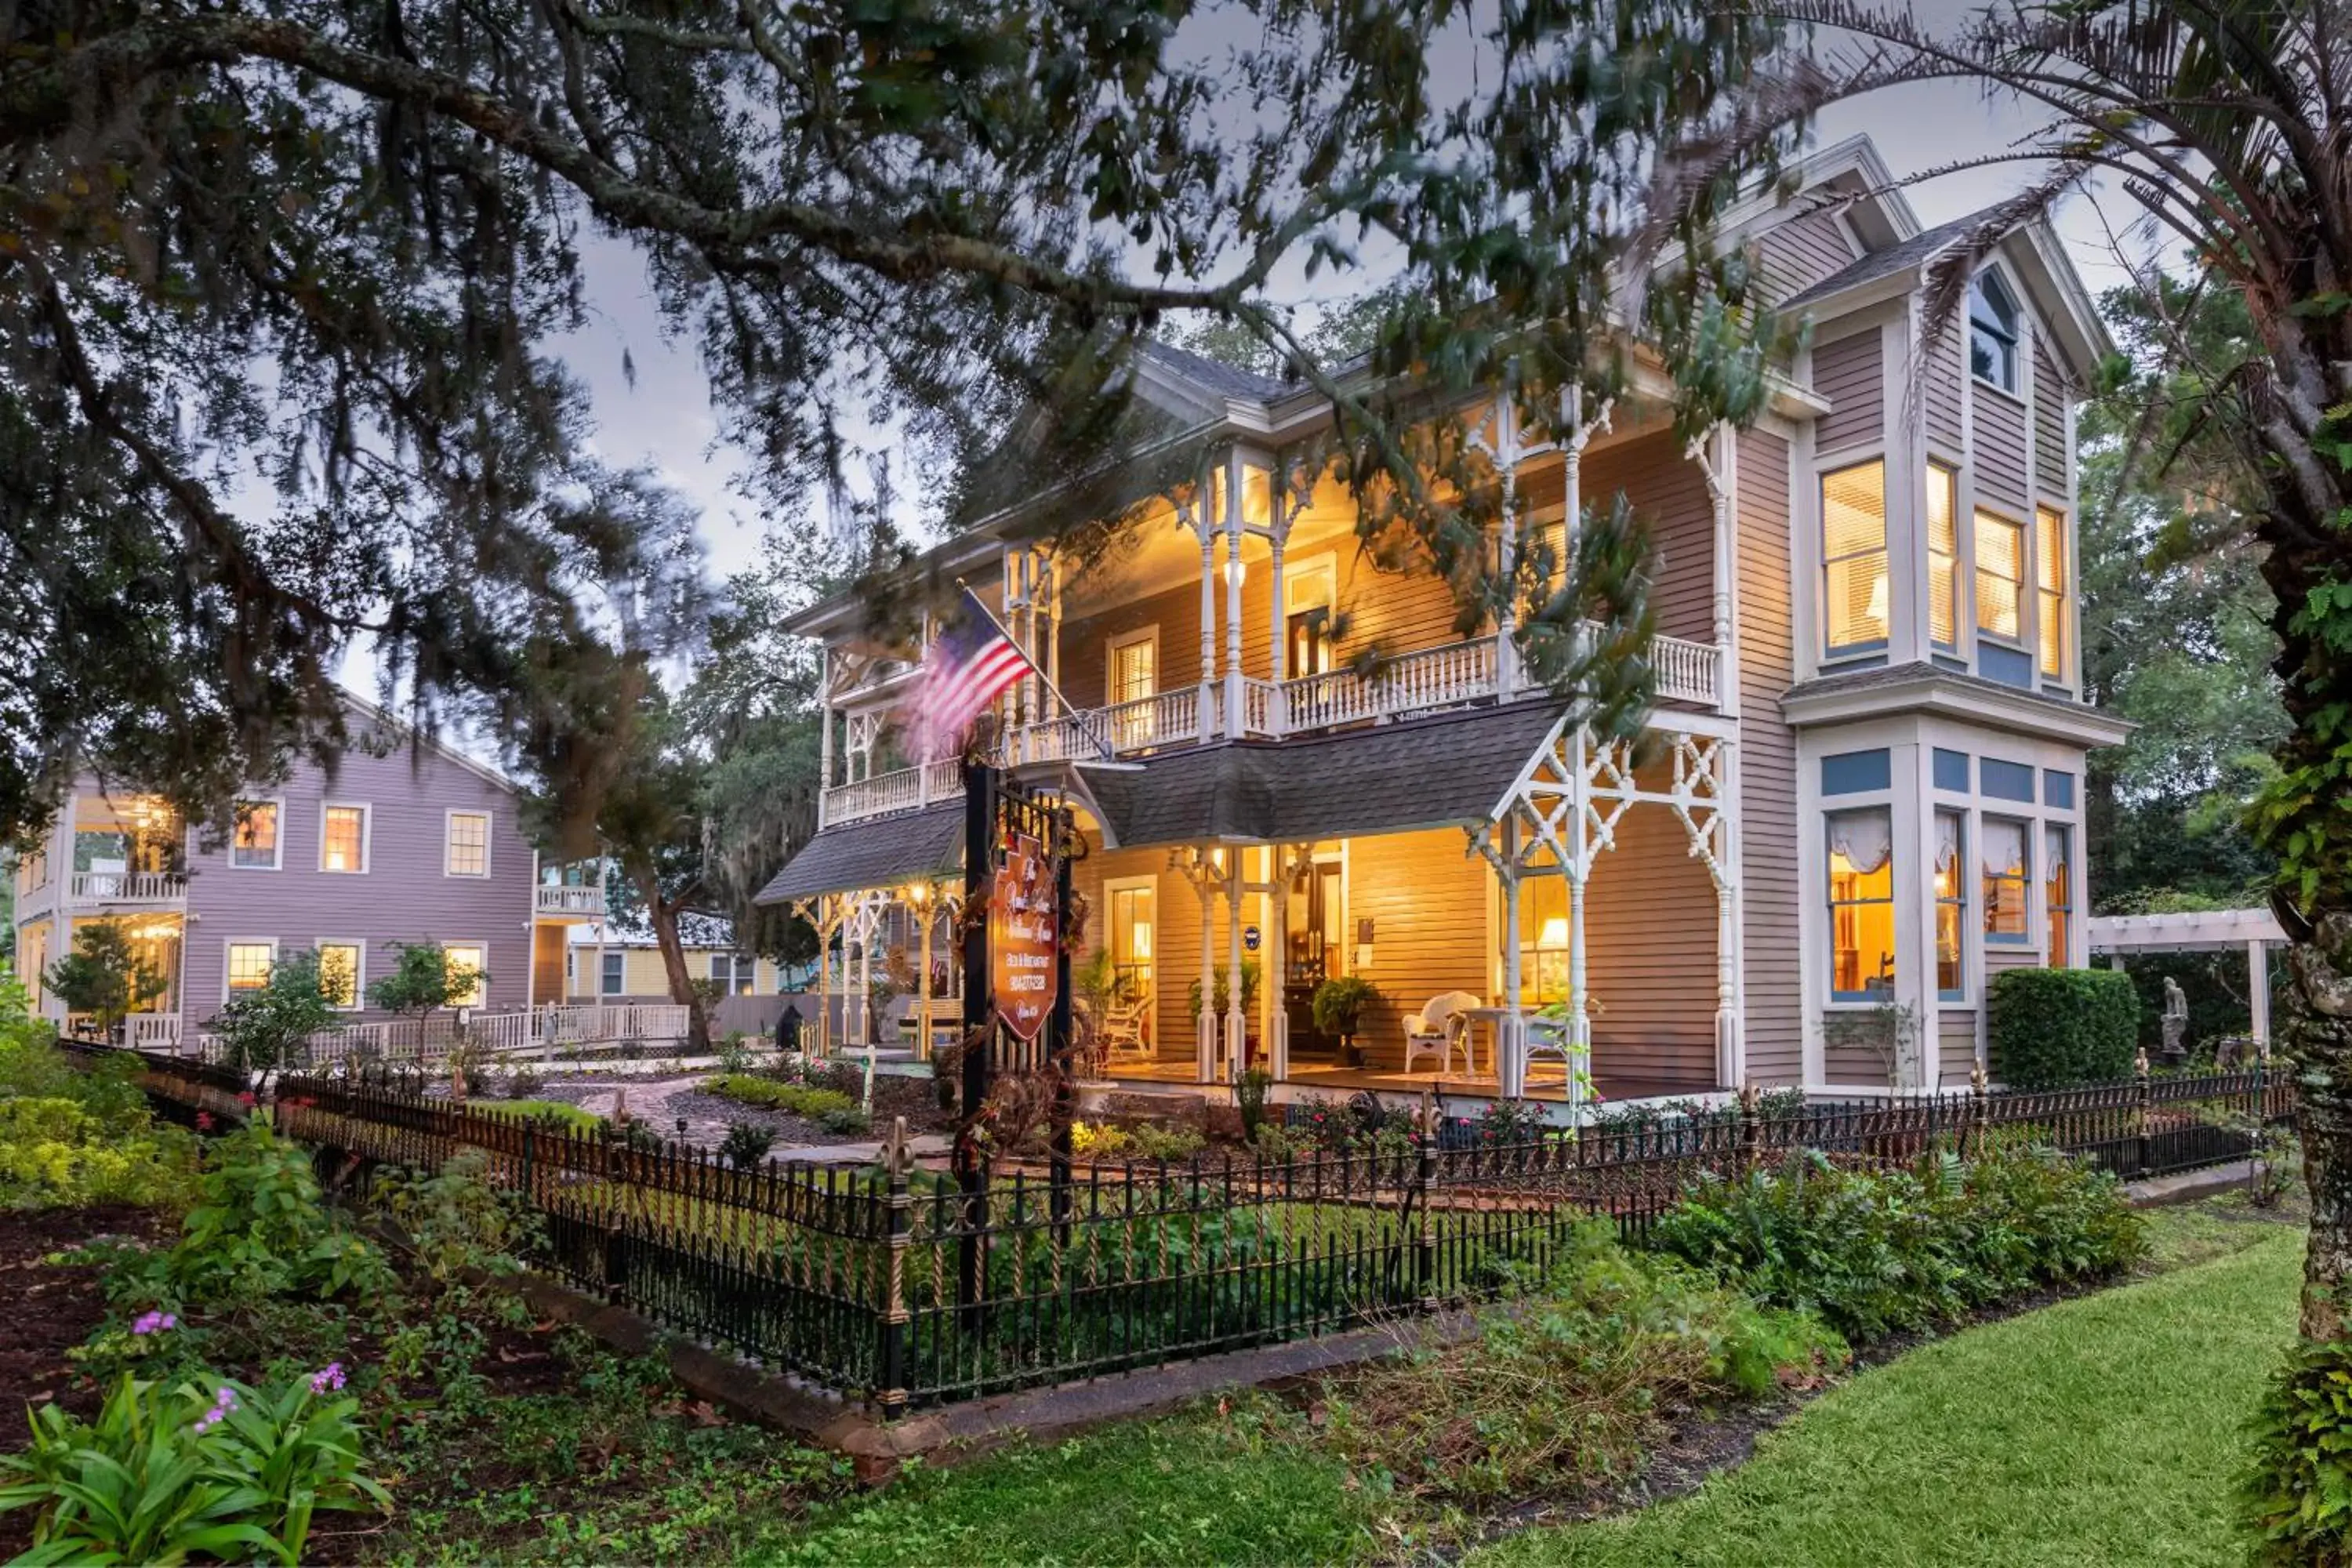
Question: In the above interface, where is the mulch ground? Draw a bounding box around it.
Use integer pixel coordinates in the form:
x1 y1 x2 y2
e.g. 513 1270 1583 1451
0 1205 176 1560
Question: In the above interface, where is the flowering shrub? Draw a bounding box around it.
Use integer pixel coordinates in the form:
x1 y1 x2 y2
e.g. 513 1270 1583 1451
0 1096 202 1209
0 1364 387 1564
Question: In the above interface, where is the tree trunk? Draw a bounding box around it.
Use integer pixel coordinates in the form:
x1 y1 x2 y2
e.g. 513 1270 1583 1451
2285 940 2352 1340
625 856 713 1055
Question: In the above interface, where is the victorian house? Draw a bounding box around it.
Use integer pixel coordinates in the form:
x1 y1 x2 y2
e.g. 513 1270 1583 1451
753 135 2125 1105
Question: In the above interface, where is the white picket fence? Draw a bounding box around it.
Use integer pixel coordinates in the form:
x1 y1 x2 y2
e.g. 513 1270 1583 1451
177 1003 695 1069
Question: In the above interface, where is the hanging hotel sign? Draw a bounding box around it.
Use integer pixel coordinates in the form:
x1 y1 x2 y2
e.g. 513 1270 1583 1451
989 828 1062 1042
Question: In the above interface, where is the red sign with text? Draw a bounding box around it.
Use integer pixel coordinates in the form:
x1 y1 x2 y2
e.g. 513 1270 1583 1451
989 829 1061 1041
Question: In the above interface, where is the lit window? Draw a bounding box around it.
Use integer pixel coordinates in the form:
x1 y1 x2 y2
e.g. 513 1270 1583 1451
2036 506 2068 678
1975 510 2024 643
226 942 275 992
1109 633 1156 706
317 942 361 1009
1927 463 1959 650
1828 808 1896 1000
320 805 368 873
232 802 280 869
1969 271 2021 394
1935 811 1965 999
441 945 486 1008
445 811 490 877
2045 826 2073 963
1511 874 1574 1006
601 952 625 996
1982 818 2031 942
1822 461 1889 655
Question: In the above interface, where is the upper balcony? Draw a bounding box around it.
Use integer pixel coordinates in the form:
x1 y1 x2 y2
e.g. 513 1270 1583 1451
535 884 608 918
67 869 190 909
818 627 1725 828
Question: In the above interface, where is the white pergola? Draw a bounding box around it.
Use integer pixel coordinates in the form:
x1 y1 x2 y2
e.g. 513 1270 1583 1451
2085 906 2284 1044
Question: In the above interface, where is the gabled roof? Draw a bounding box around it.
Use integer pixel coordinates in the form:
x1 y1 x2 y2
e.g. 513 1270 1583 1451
1780 206 2002 312
752 804 965 904
1134 339 1292 403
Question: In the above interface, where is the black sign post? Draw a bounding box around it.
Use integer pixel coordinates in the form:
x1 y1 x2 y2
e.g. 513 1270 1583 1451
956 757 994 1323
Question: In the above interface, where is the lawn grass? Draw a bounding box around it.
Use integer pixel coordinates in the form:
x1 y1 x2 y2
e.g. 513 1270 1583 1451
1472 1227 2301 1568
740 1408 1386 1567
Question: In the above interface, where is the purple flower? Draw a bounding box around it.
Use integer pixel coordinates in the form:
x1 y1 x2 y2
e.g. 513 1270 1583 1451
130 1311 176 1336
193 1389 235 1432
309 1363 346 1394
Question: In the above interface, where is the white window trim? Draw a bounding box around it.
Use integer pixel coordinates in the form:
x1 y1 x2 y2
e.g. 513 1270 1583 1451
440 941 489 1008
599 949 626 997
1817 456 1892 662
1969 268 2026 401
1105 625 1161 706
223 938 279 996
1970 505 2031 652
443 808 494 879
1281 553 1341 680
1101 874 1158 985
315 938 367 1011
1981 813 2036 948
317 801 373 875
1932 808 1969 1005
1824 800 1900 1006
230 798 285 872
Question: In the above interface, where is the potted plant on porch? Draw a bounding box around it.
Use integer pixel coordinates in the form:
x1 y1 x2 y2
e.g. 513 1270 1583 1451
1309 975 1379 1068
1186 960 1262 1065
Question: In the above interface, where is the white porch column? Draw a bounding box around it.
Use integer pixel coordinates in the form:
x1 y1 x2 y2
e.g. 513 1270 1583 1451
1267 532 1288 735
2251 938 2272 1045
1568 873 1591 1064
1194 866 1218 1082
914 888 933 1062
1499 815 1526 1099
1490 394 1522 697
1196 503 1218 744
1224 850 1247 1079
811 902 829 1055
1268 849 1290 1080
1223 451 1246 739
817 652 835 829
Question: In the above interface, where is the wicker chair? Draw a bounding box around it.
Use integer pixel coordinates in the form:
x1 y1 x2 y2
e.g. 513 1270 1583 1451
1402 990 1482 1076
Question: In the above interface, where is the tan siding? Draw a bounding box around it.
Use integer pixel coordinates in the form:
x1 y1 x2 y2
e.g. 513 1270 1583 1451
1327 549 1478 672
1076 844 1198 1062
1939 1009 1981 1088
1824 1036 1893 1086
1350 829 1490 1073
531 925 565 1005
2033 342 2070 498
1925 323 1965 452
1755 208 1858 304
1975 387 2031 511
1735 430 1803 1086
1813 331 1884 453
1584 803 1722 1089
1586 433 1715 643
1058 577 1205 714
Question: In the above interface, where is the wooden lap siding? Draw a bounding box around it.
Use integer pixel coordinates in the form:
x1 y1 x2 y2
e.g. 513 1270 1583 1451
1974 387 2031 513
1584 433 1716 644
1755 208 1859 305
1926 324 1965 452
1939 1008 1981 1089
1348 829 1490 1073
2032 342 2071 499
1058 578 1205 714
1736 428 1804 1087
1583 800 1722 1089
1813 331 1885 455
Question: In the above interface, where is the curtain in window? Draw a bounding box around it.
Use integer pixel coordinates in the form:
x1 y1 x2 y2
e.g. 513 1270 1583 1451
1934 812 1962 875
1980 819 2026 877
1828 809 1893 875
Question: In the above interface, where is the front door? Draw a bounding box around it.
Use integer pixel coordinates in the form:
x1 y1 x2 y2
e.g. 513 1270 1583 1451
1285 856 1345 1057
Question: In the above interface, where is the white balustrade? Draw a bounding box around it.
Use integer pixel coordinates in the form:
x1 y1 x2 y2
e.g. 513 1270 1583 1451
534 884 605 916
69 870 187 905
1650 633 1724 707
123 1014 182 1051
1276 637 1501 735
1101 688 1200 753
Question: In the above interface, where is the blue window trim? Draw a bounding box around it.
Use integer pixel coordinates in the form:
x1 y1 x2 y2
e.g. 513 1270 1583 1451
1933 749 1970 793
1980 757 2036 804
1983 815 2034 946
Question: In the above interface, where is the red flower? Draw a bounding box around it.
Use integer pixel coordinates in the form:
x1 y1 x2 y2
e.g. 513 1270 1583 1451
236 1091 257 1108
195 1112 216 1131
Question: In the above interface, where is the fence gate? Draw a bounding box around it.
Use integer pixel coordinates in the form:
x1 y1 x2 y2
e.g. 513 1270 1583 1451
954 760 1077 1316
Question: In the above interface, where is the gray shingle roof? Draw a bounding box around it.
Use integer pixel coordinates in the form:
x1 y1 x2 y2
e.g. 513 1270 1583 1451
751 804 964 904
1080 699 1566 848
1780 204 2012 312
1135 339 1292 402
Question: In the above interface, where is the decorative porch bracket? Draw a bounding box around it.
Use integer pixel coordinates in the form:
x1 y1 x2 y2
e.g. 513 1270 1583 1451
1469 713 1740 1098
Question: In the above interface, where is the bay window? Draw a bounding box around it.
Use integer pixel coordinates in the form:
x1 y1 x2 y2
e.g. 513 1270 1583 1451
1928 463 1959 651
1828 808 1896 1000
1822 461 1889 655
1975 510 2024 643
1934 811 1965 998
1982 818 2031 942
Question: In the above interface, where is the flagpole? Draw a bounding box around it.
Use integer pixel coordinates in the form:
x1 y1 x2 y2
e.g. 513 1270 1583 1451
955 579 1113 760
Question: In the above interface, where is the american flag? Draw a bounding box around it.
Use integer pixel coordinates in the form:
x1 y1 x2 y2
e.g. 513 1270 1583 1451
908 589 1036 758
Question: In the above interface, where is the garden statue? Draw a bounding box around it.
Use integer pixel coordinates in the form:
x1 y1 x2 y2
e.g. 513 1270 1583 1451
2160 976 2190 1067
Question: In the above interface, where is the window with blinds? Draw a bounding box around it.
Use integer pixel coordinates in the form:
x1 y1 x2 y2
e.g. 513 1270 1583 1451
2035 505 2068 678
1822 461 1889 655
1975 510 2024 643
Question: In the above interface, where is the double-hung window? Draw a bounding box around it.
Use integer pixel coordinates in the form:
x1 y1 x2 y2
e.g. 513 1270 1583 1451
1828 808 1896 1000
601 952 625 997
320 804 368 873
2036 506 2069 679
232 802 281 869
1927 463 1959 652
226 941 276 993
709 953 756 995
1982 818 2031 942
1934 811 1966 999
1822 461 1889 656
445 811 491 877
317 942 363 1009
1969 272 2022 394
1975 510 2025 644
2045 825 2074 963
441 945 487 1008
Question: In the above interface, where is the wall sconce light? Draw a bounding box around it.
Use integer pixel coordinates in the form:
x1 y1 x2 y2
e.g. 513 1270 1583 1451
1354 916 1376 971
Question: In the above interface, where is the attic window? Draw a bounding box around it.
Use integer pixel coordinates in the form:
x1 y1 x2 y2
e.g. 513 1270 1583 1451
1969 270 2021 394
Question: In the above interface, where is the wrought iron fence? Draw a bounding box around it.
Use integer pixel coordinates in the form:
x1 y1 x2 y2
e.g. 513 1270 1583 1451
76 1040 2295 1414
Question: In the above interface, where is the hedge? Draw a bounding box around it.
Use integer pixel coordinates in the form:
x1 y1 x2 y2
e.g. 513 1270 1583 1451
1987 967 2140 1089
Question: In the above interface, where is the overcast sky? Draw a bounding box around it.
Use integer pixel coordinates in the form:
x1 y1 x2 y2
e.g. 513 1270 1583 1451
539 76 2147 599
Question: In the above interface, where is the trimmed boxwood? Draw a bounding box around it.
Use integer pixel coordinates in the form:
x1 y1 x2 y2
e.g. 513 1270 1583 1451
1987 967 2140 1088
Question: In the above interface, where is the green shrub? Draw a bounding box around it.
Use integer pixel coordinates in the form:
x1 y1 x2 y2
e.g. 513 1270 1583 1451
372 1148 542 1288
474 1098 601 1132
2245 1330 2352 1564
1316 1218 1843 1504
1646 1144 2145 1343
720 1120 778 1170
0 1097 201 1210
108 1119 391 1310
1128 1123 1207 1163
702 1073 857 1120
1988 967 2140 1088
0 1367 387 1563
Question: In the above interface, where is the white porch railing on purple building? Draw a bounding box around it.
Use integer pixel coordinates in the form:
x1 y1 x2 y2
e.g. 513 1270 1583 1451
69 870 187 906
